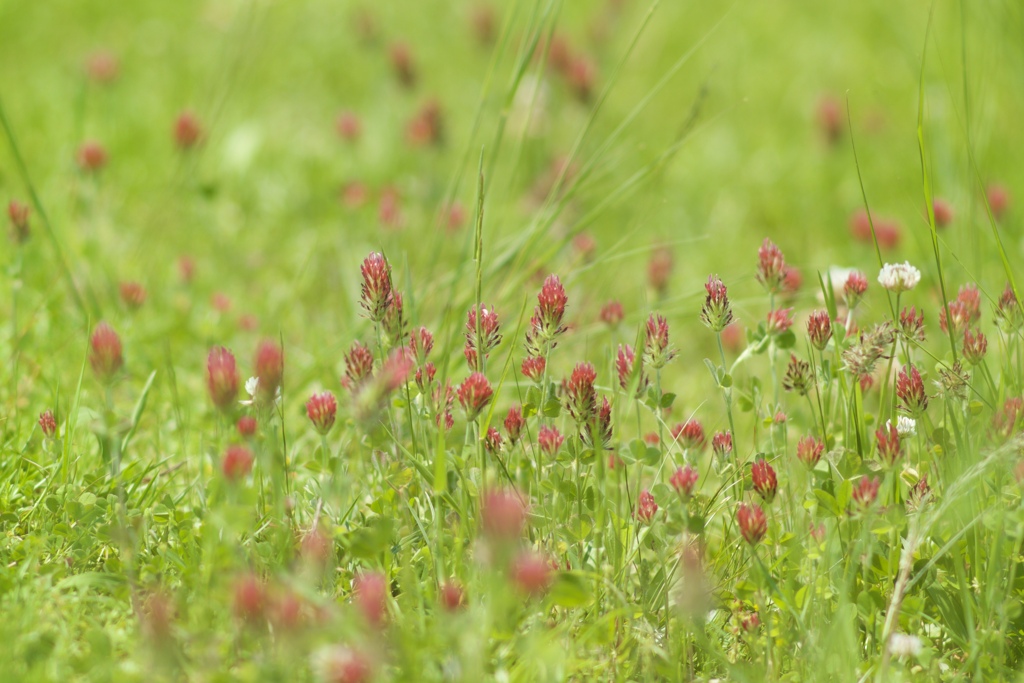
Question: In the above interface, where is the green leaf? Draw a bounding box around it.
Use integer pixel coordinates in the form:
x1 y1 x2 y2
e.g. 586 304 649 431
548 572 594 608
775 330 797 350
659 392 676 409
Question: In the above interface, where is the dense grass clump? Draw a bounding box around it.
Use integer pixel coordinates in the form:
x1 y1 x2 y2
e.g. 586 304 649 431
1 1 1024 681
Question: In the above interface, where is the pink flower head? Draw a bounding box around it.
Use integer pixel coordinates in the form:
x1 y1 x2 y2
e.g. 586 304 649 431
440 581 465 611
987 184 1010 219
254 340 284 400
766 308 794 336
712 431 733 458
895 364 929 416
939 284 981 335
7 199 29 243
389 42 416 87
381 348 414 392
616 344 648 397
521 355 546 383
781 266 803 296
583 396 613 450
343 341 374 391
525 275 569 356
843 271 869 309
670 465 699 498
701 275 734 332
875 422 901 465
538 425 564 456
85 50 119 83
807 310 832 350
636 489 658 523
504 405 525 445
335 110 362 142
207 346 239 411
648 247 673 295
409 326 434 365
222 444 253 482
118 281 146 309
672 419 705 450
484 426 503 454
644 313 676 369
996 284 1023 333
932 197 954 227
457 372 492 420
39 410 57 439
511 551 552 597
852 476 881 509
736 502 767 545
306 391 338 435
741 611 762 633
751 459 778 503
600 300 624 328
963 328 988 365
353 572 388 627
755 238 786 294
481 489 526 540
898 306 926 342
77 140 108 172
233 574 266 623
465 304 502 370
796 436 824 468
563 362 597 425
359 252 394 323
237 416 257 438
89 322 123 382
173 110 203 150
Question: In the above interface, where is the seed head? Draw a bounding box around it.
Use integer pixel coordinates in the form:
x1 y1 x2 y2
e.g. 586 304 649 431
359 252 394 323
538 425 564 456
796 436 824 468
750 459 777 503
207 346 240 411
782 354 811 395
636 489 658 523
457 372 492 421
895 365 929 416
89 322 123 382
807 310 832 350
736 503 767 545
701 275 734 332
644 313 676 369
39 410 57 439
670 465 699 498
755 238 786 294
306 391 338 435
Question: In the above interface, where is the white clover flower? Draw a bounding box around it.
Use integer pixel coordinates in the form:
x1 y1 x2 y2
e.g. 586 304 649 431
888 633 923 658
240 376 281 407
878 262 921 293
886 416 917 437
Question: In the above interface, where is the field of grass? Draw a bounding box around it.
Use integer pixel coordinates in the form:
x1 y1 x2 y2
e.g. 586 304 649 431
1 0 1024 680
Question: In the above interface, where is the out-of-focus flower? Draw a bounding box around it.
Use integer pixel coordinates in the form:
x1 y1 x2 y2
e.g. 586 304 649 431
755 239 786 294
851 476 881 509
222 445 253 482
7 200 29 243
207 347 239 411
254 340 284 401
736 503 767 545
766 308 794 336
888 633 923 659
796 436 824 468
600 300 624 328
875 422 901 465
670 465 699 498
77 141 108 172
844 270 869 309
39 410 57 439
306 391 338 435
89 322 123 382
353 572 388 627
538 426 564 456
174 110 203 150
511 551 552 597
